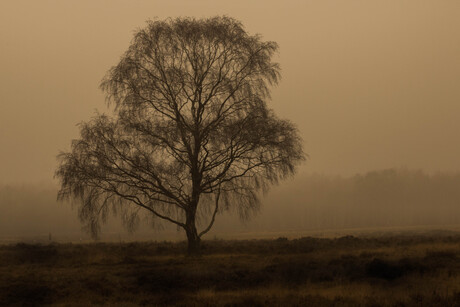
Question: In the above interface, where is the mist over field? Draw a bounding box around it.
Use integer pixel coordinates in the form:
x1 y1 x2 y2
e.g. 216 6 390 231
0 1 459 241
2 169 459 243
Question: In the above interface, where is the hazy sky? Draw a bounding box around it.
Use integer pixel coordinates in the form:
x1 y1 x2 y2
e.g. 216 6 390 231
1 0 460 184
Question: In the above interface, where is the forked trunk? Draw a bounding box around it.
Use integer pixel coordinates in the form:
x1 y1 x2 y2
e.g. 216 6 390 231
185 211 201 255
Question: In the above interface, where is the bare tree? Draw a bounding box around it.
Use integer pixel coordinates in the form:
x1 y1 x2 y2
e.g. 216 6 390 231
56 16 305 254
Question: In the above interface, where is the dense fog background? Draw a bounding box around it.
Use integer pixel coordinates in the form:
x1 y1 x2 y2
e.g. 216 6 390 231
2 1 460 184
2 169 460 242
1 1 460 241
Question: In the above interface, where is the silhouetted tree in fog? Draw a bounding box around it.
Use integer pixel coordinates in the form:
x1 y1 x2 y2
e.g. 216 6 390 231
55 16 305 254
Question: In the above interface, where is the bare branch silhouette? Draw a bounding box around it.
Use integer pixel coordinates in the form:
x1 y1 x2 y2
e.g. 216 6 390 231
56 16 305 254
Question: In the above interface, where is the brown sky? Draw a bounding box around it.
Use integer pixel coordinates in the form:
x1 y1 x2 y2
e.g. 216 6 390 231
1 0 460 184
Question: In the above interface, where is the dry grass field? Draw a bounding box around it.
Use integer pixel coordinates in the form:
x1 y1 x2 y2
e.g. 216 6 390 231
2 233 460 306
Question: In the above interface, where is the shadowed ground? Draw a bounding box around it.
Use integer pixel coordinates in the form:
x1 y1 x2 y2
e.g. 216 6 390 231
1 234 460 306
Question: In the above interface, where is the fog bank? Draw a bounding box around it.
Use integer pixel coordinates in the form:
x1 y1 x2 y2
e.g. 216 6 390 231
1 169 459 242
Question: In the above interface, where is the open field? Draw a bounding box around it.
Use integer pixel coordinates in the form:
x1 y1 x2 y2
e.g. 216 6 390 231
2 233 460 306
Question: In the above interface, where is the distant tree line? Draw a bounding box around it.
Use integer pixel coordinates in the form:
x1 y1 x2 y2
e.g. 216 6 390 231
247 169 460 232
1 169 460 239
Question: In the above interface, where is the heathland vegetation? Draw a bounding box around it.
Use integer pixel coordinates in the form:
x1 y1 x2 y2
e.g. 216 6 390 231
1 234 460 306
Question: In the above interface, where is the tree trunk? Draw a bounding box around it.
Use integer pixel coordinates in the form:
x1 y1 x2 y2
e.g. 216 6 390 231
185 211 201 255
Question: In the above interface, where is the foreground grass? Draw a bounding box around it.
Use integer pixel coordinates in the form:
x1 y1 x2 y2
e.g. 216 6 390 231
2 234 460 306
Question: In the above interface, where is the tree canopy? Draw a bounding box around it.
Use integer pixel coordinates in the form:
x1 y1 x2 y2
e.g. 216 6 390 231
56 16 305 254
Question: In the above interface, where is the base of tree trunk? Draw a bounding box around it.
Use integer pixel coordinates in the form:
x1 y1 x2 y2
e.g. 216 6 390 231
186 228 201 256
